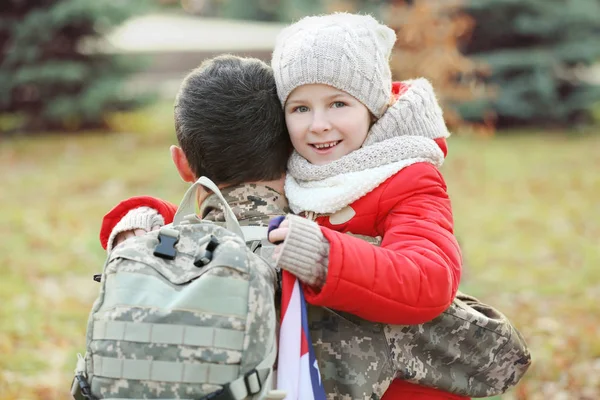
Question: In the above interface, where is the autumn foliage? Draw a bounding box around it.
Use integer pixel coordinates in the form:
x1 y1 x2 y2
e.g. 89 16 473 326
382 0 495 133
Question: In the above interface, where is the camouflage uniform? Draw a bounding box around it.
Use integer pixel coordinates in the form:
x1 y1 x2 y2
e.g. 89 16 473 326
197 184 531 399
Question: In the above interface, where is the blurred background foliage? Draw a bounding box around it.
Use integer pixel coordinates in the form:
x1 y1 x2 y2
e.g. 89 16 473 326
2 0 600 133
1 1 600 399
175 0 600 130
0 0 155 133
384 0 495 132
460 0 600 127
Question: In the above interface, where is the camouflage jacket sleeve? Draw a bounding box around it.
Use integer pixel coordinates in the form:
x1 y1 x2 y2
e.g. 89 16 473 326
385 291 532 397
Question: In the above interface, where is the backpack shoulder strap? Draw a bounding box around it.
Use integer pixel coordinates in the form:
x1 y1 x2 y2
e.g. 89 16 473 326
173 176 244 239
241 225 282 309
241 226 269 243
241 226 275 261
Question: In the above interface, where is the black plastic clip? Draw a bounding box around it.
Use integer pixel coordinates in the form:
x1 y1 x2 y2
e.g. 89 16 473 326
72 374 97 400
244 368 262 395
194 235 220 267
196 369 261 400
153 228 180 260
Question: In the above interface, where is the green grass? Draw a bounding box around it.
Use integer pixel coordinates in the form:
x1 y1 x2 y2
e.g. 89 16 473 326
1 105 599 399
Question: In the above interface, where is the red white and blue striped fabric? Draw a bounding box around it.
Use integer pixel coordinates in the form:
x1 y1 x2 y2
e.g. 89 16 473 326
277 270 326 400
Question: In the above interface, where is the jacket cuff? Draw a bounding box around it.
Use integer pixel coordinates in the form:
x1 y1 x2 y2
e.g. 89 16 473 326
106 207 165 252
276 214 329 288
100 196 178 249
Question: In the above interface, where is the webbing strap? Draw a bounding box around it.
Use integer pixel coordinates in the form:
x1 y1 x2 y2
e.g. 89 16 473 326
225 368 270 399
92 321 244 350
240 226 268 243
99 367 271 400
173 177 244 239
241 226 276 267
92 355 239 384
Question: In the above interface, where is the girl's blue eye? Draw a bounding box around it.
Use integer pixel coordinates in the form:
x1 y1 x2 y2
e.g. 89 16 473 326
294 105 309 113
332 101 346 108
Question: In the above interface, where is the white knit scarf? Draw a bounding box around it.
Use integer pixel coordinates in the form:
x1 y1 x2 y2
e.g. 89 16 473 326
285 78 450 215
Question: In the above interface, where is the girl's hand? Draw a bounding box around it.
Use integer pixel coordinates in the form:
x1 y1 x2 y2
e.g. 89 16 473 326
268 218 290 245
269 219 290 261
267 216 289 262
114 225 160 247
267 214 329 287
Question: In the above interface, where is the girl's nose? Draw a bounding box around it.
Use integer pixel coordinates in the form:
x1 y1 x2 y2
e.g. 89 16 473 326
309 112 332 134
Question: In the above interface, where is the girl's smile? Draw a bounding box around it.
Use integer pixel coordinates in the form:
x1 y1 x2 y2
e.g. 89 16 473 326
285 84 371 165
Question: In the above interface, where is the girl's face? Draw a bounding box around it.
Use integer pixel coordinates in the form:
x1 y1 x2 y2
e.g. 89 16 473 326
284 84 371 165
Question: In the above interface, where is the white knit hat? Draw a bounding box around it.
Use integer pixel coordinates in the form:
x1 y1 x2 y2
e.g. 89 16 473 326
272 13 396 118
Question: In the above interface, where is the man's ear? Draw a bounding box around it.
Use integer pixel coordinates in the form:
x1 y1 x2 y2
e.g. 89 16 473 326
170 145 195 183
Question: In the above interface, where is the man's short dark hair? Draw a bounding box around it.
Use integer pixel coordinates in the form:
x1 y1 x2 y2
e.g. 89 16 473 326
174 55 291 185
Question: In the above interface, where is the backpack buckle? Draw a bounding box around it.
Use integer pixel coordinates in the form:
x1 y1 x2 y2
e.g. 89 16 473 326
196 368 260 400
244 369 262 396
154 227 180 260
194 236 220 267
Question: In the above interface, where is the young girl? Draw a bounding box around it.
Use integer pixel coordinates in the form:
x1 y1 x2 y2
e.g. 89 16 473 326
267 13 464 399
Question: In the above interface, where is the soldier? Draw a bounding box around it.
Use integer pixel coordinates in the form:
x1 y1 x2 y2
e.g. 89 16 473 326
100 55 530 399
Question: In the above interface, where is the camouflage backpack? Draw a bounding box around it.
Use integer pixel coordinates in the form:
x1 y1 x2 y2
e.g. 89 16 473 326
72 177 280 400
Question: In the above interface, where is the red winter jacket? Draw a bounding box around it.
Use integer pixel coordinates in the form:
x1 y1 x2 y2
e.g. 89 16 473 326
303 160 461 325
293 82 462 325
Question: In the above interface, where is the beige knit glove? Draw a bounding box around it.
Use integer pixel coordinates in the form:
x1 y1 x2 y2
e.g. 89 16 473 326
107 207 165 252
275 214 330 288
